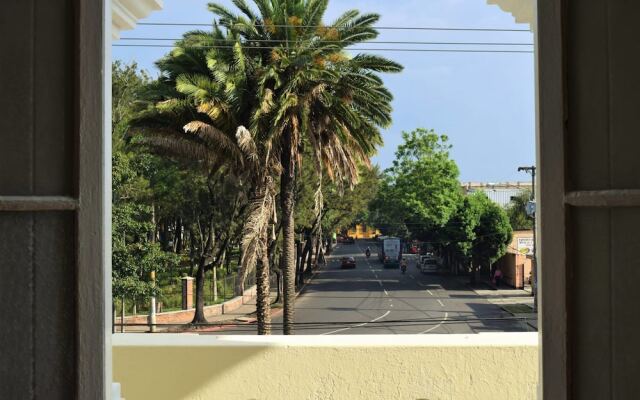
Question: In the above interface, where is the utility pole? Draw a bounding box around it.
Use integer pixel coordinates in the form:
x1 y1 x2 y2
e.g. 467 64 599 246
518 166 537 312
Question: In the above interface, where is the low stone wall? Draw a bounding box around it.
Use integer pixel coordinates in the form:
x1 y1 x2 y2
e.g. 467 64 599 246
123 285 257 325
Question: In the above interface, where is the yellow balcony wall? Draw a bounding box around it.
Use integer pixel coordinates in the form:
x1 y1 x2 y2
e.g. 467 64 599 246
113 333 538 400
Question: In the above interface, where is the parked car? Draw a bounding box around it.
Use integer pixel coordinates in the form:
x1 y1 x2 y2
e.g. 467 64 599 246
343 236 355 244
341 256 356 269
419 256 439 274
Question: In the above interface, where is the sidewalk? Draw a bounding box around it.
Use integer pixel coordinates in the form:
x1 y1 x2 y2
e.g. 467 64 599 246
456 276 538 331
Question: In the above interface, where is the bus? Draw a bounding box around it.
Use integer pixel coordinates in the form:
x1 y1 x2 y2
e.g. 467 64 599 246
376 236 402 268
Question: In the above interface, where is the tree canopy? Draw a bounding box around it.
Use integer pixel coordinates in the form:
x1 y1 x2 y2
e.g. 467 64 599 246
506 189 534 230
370 128 461 240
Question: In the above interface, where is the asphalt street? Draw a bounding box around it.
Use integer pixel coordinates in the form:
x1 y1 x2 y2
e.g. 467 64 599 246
212 240 531 335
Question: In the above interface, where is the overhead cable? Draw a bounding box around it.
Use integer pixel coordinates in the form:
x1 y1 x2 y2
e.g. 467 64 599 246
137 22 532 32
113 44 533 54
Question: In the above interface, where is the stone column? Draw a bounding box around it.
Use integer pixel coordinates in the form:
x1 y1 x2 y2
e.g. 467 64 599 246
181 277 194 310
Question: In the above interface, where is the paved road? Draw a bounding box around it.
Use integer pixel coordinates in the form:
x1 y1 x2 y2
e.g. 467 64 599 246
212 241 531 335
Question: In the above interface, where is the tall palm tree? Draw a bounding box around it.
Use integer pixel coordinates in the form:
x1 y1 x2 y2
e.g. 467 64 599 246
130 29 280 334
208 0 402 334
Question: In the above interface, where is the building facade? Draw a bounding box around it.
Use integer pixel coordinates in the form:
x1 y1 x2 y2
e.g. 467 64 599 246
462 182 532 208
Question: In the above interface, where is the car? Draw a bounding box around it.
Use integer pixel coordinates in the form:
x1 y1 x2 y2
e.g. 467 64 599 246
341 256 356 269
419 256 439 274
343 236 355 244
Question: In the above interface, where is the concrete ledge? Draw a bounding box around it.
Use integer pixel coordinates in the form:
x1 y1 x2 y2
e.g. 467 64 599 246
113 333 538 399
113 331 538 347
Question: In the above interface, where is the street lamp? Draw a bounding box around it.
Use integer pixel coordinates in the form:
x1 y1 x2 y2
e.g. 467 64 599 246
518 166 537 312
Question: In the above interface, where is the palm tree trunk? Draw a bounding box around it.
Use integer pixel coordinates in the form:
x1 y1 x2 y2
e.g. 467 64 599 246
296 239 305 287
300 235 313 276
256 239 272 335
281 136 296 335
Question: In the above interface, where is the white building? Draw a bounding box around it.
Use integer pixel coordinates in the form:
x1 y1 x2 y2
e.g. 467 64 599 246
462 182 532 208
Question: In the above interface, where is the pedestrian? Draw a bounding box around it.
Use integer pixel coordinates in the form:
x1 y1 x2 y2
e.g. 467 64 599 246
494 268 503 288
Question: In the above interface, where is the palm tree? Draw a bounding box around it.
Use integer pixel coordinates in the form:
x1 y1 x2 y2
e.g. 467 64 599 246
130 29 280 334
208 0 402 334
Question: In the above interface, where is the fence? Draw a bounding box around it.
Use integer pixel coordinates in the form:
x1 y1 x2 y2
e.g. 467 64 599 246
113 271 279 332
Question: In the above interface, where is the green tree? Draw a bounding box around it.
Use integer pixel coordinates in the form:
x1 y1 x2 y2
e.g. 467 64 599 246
128 28 280 332
443 192 512 283
208 0 402 334
506 190 533 230
371 129 461 241
112 62 180 315
471 198 513 271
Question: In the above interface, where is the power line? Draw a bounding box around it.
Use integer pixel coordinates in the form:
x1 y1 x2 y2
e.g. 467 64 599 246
137 22 532 32
113 44 533 54
118 37 534 46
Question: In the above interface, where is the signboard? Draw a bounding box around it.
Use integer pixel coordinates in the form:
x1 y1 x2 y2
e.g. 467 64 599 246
517 237 534 256
525 200 536 217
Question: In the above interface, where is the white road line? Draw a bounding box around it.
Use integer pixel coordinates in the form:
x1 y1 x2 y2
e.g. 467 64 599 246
437 299 445 307
419 312 449 334
409 274 415 279
383 289 389 296
321 310 391 335
426 290 434 296
377 280 383 287
416 281 429 288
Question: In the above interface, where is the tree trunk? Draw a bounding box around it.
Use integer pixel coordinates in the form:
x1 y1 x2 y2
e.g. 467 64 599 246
212 264 218 303
224 250 232 275
274 268 282 304
191 261 207 324
120 297 125 333
235 248 247 296
280 135 297 335
310 232 322 273
256 239 272 335
469 261 477 285
298 239 309 286
174 218 183 253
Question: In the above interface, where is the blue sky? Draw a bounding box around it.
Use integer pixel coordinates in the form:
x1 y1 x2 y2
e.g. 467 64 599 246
113 0 535 182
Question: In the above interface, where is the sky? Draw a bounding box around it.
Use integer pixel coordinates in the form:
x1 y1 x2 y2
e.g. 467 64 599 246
113 0 535 182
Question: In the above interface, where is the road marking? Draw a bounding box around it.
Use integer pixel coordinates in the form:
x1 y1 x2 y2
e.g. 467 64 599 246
419 312 449 334
437 299 445 307
416 281 429 288
321 310 391 335
409 274 415 279
383 289 389 296
377 280 383 287
426 290 434 296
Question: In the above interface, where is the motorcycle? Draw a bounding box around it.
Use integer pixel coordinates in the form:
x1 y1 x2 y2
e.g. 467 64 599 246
401 263 407 274
365 249 371 259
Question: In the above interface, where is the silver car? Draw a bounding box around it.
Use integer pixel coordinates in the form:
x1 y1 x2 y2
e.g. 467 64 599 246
419 256 439 274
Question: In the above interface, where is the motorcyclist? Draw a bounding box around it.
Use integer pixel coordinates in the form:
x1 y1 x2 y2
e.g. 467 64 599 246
400 258 407 274
365 247 371 258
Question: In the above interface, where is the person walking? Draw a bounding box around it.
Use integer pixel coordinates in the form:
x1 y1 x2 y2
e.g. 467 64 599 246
494 268 503 288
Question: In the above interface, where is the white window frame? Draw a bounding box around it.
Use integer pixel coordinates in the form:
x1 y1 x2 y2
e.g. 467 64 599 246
89 1 573 399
